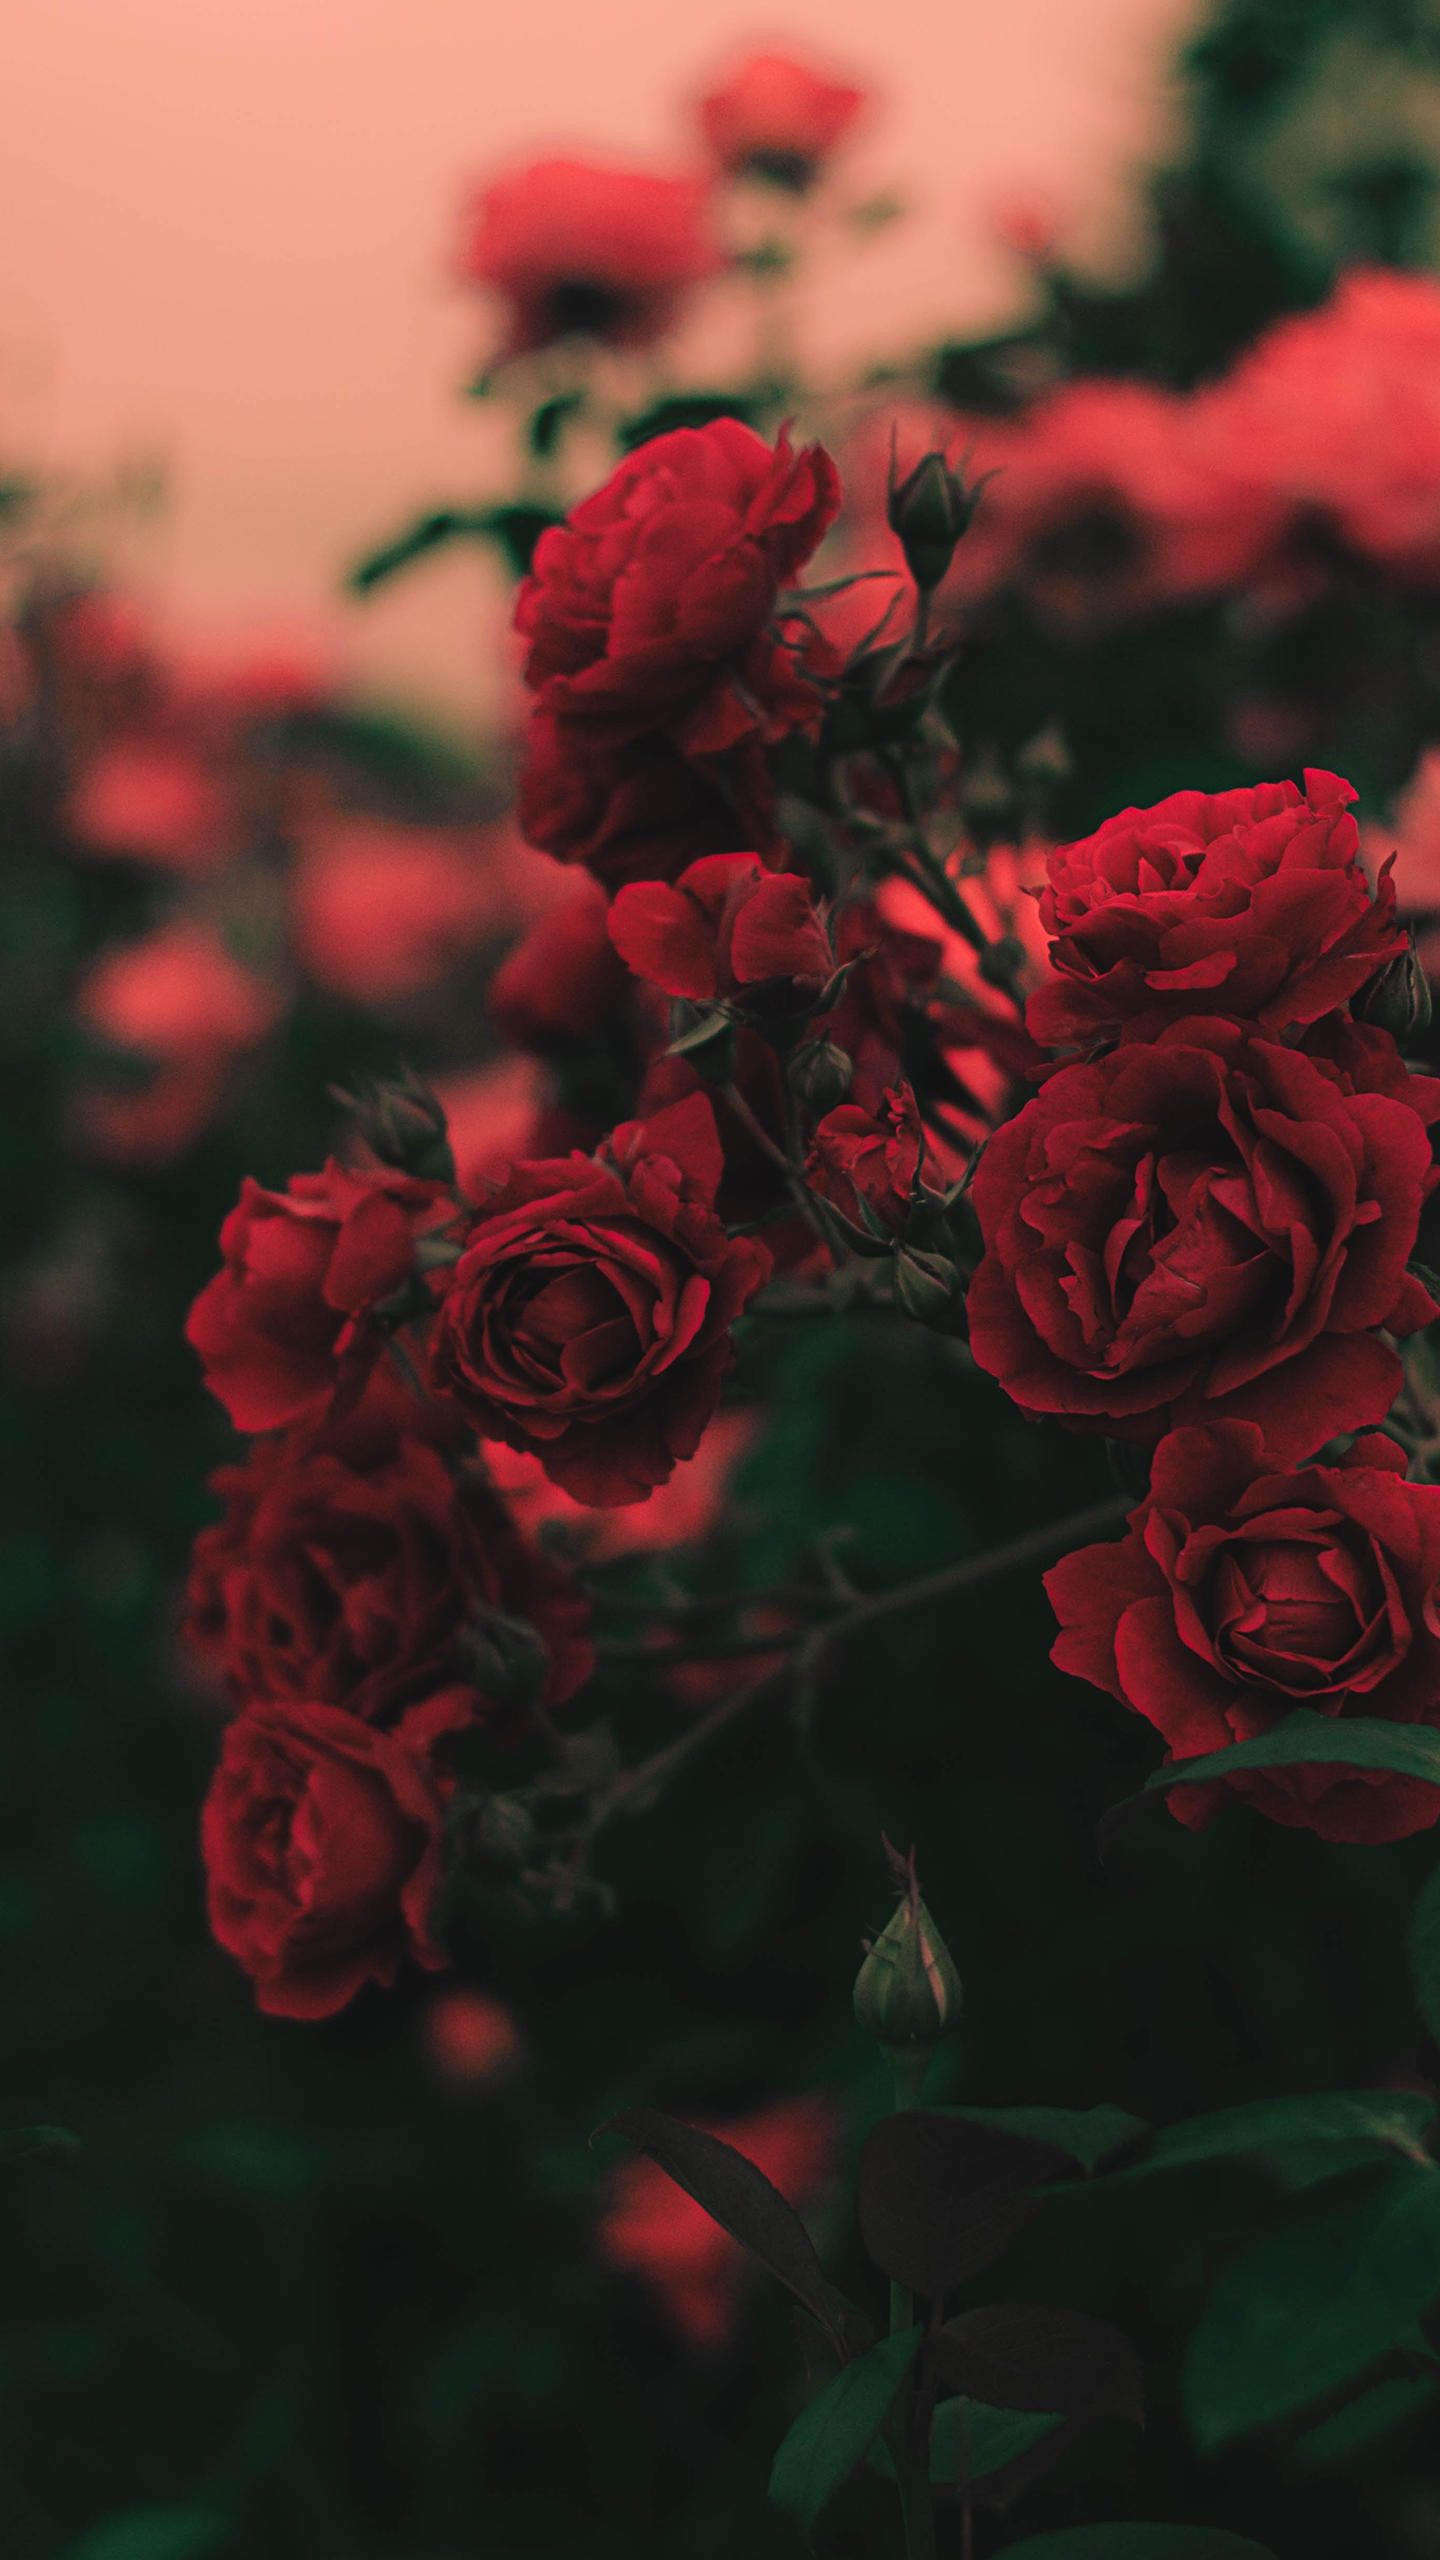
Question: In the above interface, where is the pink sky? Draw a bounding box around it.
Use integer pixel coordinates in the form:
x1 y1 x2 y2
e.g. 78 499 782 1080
3 0 1192 719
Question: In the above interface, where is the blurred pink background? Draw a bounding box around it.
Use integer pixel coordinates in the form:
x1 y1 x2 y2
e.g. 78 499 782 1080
4 0 1192 721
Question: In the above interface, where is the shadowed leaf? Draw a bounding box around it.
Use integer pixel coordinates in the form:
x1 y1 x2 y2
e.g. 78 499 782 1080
769 2325 920 2529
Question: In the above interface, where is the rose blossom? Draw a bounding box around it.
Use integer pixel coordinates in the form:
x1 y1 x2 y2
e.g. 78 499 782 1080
488 876 630 1050
697 49 867 188
967 1016 1439 1458
201 1690 471 2018
1048 1423 1440 1844
515 420 841 888
184 1405 593 1726
187 1161 453 1434
293 818 508 1005
808 1084 923 1231
1027 770 1404 1050
456 157 720 357
608 852 831 1003
431 1094 770 1506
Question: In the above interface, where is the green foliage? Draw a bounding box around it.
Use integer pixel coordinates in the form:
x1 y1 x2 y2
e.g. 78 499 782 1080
767 2325 920 2530
1004 2533 1278 2560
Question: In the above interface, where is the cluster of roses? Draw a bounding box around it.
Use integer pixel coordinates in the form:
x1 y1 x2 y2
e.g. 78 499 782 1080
866 267 1440 633
185 404 1007 2018
966 769 1440 1843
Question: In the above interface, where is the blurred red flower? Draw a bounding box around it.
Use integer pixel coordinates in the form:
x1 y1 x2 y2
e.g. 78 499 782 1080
598 2097 837 2346
456 156 721 357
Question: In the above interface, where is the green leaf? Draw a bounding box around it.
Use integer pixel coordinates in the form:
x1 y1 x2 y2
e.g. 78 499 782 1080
936 2304 1143 2422
1295 2370 1440 2464
1107 2091 1436 2184
347 508 495 594
0 2124 77 2168
769 2325 920 2530
952 2104 1146 2174
1003 2533 1277 2559
1139 1710 1440 1800
1407 1861 1440 2044
526 391 585 460
616 391 764 453
1183 2167 1440 2450
62 2510 232 2560
930 2398 1060 2483
857 2111 1065 2296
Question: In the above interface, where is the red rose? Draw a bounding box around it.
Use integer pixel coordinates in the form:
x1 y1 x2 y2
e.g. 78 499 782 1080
1028 771 1404 1050
201 1691 470 2018
967 1017 1439 1458
184 1406 593 1726
1047 1423 1440 1844
455 157 720 357
488 877 630 1050
293 818 507 1005
697 49 867 187
431 1094 771 1506
608 852 831 1002
515 421 841 887
808 1084 922 1230
598 2096 837 2346
187 1161 451 1434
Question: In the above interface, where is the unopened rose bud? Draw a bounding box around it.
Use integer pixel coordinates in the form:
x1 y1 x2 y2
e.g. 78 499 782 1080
893 1244 963 1328
887 449 978 592
467 1792 536 1882
333 1067 455 1183
854 1847 962 2057
1358 933 1433 1042
790 1037 852 1114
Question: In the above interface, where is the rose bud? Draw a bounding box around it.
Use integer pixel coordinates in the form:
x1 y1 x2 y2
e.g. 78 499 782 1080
334 1067 456 1184
887 449 980 592
854 1848 962 2067
892 1243 964 1329
789 1037 852 1115
1356 931 1433 1042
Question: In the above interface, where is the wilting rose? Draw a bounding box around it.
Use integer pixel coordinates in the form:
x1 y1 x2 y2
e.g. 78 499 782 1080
967 1017 1439 1458
1028 771 1403 1050
1048 1422 1440 1844
697 48 866 187
456 156 720 357
431 1094 770 1506
598 2097 837 2346
184 1404 592 1725
515 421 841 887
609 852 831 1002
201 1690 471 2018
187 1161 452 1433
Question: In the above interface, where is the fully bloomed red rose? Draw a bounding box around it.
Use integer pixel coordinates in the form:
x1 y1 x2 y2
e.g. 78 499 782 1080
1028 770 1404 1050
608 852 831 1002
184 1405 592 1726
967 1017 1439 1458
187 1162 452 1433
515 421 841 888
1047 1423 1440 1844
598 2096 837 2346
456 157 721 357
201 1690 470 2018
697 48 866 187
488 876 631 1050
431 1094 770 1505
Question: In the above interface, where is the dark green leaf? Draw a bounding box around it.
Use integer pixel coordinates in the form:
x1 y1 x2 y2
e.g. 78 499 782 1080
951 2104 1147 2174
1408 1862 1440 2046
62 2511 232 2560
936 2304 1143 2422
1108 2091 1436 2184
1141 1711 1440 1800
1183 2167 1440 2449
768 2324 920 2529
616 391 763 453
0 2124 77 2168
857 2111 1065 2296
347 508 495 594
1003 2533 1277 2560
526 391 585 460
930 2398 1060 2484
597 2109 867 2361
1295 2370 1440 2464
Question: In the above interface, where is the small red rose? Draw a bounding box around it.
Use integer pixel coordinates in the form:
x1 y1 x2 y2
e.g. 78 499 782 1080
967 1016 1439 1458
455 156 720 357
201 1690 471 2019
186 1161 451 1434
184 1405 592 1726
697 49 867 188
1028 770 1404 1050
609 852 831 1002
808 1084 923 1231
1048 1422 1440 1843
515 421 841 888
431 1094 770 1506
